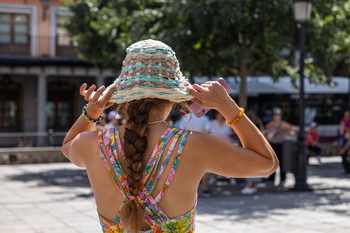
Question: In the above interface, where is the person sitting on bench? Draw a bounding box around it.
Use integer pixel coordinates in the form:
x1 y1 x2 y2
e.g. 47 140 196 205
306 122 322 165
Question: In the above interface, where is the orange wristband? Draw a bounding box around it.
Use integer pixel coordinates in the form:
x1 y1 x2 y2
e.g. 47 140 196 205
226 108 244 126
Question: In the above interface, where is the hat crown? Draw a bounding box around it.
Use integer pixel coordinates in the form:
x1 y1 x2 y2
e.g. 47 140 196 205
108 39 192 104
127 39 173 51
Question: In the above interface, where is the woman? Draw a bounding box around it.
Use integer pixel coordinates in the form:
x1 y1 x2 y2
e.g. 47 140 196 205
341 110 350 147
62 40 278 233
265 107 295 186
306 122 322 165
208 111 237 186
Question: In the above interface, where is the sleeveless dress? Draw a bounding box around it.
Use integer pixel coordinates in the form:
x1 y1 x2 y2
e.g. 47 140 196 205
97 126 196 233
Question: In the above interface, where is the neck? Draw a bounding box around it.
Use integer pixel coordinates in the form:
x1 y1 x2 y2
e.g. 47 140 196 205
147 105 171 123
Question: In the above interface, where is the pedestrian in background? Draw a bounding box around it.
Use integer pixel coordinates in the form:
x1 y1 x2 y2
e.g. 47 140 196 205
208 111 237 186
340 110 350 175
62 39 278 233
306 122 322 165
339 139 350 176
265 107 295 186
107 111 122 128
340 110 350 147
95 112 108 132
177 112 211 134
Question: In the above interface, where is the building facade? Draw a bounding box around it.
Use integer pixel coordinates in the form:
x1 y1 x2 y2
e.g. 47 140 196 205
0 0 117 147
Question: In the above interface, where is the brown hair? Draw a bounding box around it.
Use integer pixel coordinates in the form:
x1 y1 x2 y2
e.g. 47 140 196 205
117 99 190 232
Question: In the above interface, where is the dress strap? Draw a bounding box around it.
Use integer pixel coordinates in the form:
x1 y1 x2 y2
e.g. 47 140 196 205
113 127 126 162
102 128 129 193
98 131 117 183
154 130 189 202
147 129 185 195
140 127 179 189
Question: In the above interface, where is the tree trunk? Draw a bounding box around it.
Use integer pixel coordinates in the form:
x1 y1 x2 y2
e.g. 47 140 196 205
238 61 248 109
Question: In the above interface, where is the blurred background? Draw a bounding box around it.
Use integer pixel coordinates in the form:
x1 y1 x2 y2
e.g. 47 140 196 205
0 0 350 232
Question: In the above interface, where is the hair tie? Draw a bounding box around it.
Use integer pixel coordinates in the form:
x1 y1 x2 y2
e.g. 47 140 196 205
129 196 136 201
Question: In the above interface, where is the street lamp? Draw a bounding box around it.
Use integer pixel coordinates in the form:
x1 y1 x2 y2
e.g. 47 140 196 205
292 0 312 191
41 0 50 21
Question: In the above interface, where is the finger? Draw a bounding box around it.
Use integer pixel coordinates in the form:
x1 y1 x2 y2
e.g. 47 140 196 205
192 84 209 92
84 85 96 101
98 84 116 106
79 83 87 96
105 102 114 108
190 98 205 108
91 85 105 103
187 85 202 98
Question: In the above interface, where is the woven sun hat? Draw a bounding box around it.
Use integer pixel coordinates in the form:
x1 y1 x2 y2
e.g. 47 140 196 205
106 39 193 104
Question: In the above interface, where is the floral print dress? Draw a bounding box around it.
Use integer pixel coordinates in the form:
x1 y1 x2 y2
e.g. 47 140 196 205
98 126 196 233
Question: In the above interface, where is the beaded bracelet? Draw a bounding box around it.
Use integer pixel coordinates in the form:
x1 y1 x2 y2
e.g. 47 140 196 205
226 108 245 126
82 104 102 124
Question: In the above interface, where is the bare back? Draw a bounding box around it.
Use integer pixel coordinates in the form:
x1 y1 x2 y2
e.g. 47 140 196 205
84 124 202 230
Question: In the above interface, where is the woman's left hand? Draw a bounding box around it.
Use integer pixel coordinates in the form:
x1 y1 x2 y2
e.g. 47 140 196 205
79 83 116 109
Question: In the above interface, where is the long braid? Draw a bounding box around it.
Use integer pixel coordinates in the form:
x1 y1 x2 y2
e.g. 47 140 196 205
120 99 155 232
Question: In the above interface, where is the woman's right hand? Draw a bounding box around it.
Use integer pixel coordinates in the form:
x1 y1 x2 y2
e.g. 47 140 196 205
186 81 234 112
79 83 116 110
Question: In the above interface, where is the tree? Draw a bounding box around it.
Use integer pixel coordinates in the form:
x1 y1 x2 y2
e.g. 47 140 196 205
305 0 350 80
156 0 298 108
61 0 162 67
62 0 350 109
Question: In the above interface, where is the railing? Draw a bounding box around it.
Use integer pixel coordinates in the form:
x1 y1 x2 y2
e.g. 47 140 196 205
0 131 67 147
0 35 77 58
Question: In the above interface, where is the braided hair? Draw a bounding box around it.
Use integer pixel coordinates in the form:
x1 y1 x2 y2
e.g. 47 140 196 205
119 99 155 232
117 99 191 232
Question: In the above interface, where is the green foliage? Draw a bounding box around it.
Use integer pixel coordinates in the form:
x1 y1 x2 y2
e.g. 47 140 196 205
156 0 297 80
61 0 163 68
305 0 350 84
62 0 350 105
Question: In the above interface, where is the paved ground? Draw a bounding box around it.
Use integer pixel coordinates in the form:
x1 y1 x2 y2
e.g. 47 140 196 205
0 156 349 233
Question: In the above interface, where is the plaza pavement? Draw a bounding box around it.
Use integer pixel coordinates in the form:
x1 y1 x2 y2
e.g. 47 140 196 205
0 156 349 233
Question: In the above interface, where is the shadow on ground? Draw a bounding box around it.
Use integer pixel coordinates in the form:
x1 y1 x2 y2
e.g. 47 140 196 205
8 169 91 188
7 157 350 223
196 157 350 223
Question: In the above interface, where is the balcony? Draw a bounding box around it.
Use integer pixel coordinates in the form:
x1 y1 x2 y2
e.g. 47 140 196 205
0 35 77 58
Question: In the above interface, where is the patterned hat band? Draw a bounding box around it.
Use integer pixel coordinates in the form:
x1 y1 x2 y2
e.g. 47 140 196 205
107 39 193 104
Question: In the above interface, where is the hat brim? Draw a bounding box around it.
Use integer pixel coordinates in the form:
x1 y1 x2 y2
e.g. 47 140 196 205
109 86 193 104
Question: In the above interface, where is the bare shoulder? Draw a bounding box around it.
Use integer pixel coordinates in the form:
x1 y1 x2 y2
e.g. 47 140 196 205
62 131 100 167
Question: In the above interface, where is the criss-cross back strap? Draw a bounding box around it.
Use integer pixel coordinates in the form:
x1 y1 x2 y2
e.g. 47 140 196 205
98 131 118 183
136 129 185 225
103 128 129 193
146 129 185 195
136 130 189 225
140 127 180 190
154 130 189 202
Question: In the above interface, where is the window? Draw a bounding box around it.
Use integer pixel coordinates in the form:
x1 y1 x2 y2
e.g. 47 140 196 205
0 14 11 43
56 15 71 46
0 13 29 44
47 89 74 130
14 14 28 44
0 84 21 131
